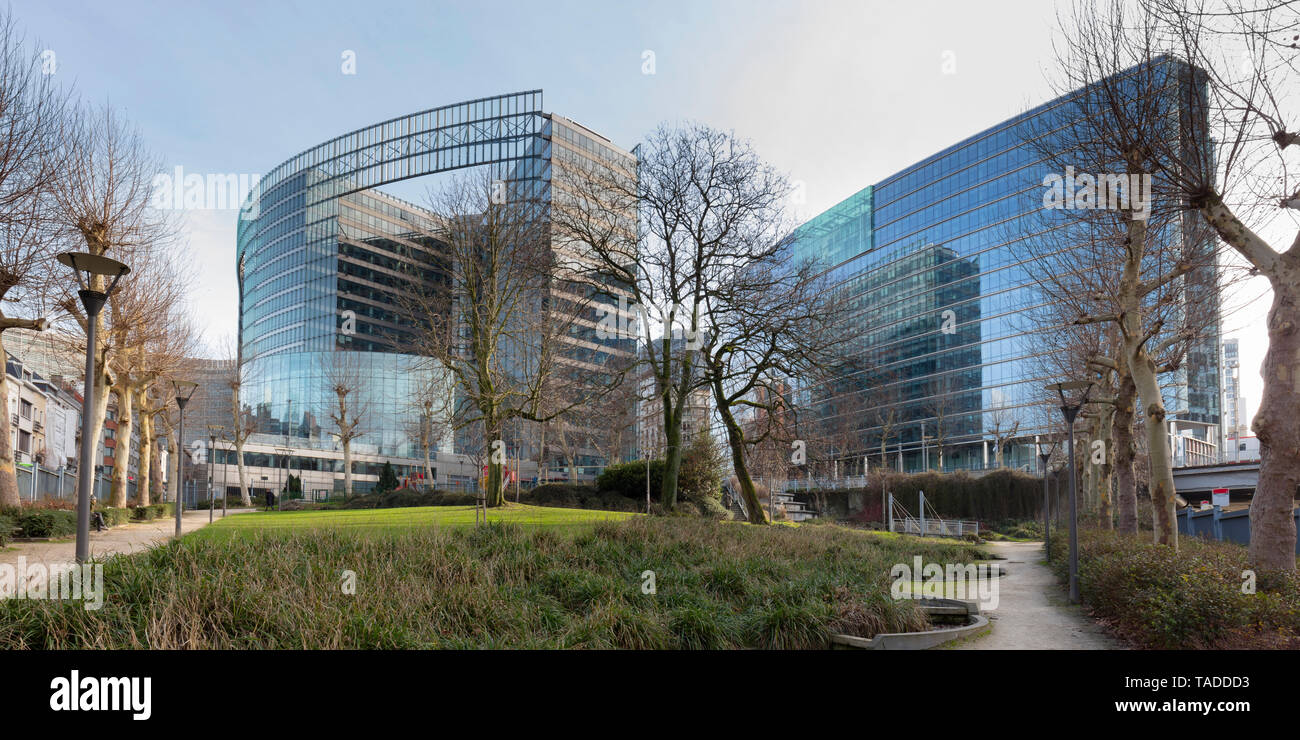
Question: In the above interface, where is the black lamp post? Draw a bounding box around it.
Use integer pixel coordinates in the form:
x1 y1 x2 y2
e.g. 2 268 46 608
208 425 226 518
1046 380 1094 604
58 252 130 565
171 379 198 537
1036 434 1060 561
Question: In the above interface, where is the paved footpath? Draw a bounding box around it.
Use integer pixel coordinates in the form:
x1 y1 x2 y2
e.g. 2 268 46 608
952 540 1123 650
1 509 254 588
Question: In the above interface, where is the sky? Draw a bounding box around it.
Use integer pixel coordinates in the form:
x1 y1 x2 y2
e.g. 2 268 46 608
16 0 1274 426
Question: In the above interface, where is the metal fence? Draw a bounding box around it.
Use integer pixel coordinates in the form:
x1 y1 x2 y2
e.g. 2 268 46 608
13 464 119 502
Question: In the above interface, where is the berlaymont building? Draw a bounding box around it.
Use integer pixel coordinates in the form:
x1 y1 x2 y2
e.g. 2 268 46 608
790 58 1222 475
228 91 636 500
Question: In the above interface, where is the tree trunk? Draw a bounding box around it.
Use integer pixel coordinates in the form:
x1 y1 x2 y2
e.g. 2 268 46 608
109 384 135 507
137 402 153 507
1131 353 1177 547
424 443 433 492
1198 197 1298 571
1248 275 1300 572
661 423 683 512
1096 405 1114 530
231 393 251 506
343 440 353 498
0 330 20 508
713 379 767 524
1112 369 1139 534
485 417 506 507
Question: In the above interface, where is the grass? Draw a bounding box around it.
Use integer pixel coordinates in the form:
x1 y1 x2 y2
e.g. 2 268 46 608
0 514 988 649
198 502 634 535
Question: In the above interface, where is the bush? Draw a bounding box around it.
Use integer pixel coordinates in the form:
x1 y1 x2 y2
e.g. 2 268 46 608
339 488 476 510
798 469 1044 523
596 460 664 500
132 502 174 521
100 508 133 527
0 511 16 546
15 509 77 538
678 432 727 516
519 484 642 513
1048 530 1300 649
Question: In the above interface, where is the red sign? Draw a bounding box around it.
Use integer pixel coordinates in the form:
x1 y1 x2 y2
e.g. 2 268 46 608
1212 488 1229 495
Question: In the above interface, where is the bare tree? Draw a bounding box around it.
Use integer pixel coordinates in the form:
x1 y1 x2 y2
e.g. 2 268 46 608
986 394 1022 469
1082 0 1300 570
52 101 172 504
0 11 66 507
402 168 624 508
1024 24 1226 545
552 123 794 511
322 353 368 498
219 338 256 505
697 246 846 523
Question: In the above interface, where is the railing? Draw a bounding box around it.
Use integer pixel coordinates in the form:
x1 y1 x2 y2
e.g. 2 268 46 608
892 516 980 538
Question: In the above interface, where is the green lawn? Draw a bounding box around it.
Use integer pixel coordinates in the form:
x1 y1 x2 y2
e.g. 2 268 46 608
199 503 636 535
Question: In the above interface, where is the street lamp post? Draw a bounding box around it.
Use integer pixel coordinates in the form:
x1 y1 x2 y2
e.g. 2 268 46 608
1036 434 1059 560
170 379 199 537
207 429 216 523
1047 380 1094 604
58 252 130 565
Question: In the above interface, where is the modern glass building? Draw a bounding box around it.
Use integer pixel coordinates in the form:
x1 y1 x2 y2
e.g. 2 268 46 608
791 61 1221 473
235 91 637 492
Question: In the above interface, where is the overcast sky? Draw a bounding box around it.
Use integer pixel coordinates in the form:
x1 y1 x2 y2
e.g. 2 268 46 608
18 0 1274 426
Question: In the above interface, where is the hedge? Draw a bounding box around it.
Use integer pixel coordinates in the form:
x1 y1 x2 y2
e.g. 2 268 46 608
794 469 1043 523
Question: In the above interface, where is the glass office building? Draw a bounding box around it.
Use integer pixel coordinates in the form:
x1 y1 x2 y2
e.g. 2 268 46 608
792 62 1221 473
236 91 636 487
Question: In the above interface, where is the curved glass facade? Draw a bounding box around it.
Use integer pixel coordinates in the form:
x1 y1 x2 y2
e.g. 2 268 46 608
237 91 638 473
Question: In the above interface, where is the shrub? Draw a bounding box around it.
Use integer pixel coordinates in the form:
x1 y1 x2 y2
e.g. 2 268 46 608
15 509 77 538
678 431 726 515
1048 530 1300 649
797 469 1044 523
0 512 16 546
375 462 399 494
519 484 641 512
596 460 664 499
339 488 476 510
132 503 175 521
100 508 132 527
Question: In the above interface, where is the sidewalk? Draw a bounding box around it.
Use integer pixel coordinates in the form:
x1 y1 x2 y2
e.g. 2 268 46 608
952 540 1122 650
1 508 253 573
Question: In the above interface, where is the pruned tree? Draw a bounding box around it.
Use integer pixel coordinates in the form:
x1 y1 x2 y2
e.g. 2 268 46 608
220 338 255 505
322 352 368 498
986 394 1022 469
1076 0 1300 570
52 101 172 505
406 374 454 491
1026 17 1227 545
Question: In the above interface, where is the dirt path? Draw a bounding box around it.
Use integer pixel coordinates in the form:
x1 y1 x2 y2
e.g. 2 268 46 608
1 509 253 586
952 540 1122 650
